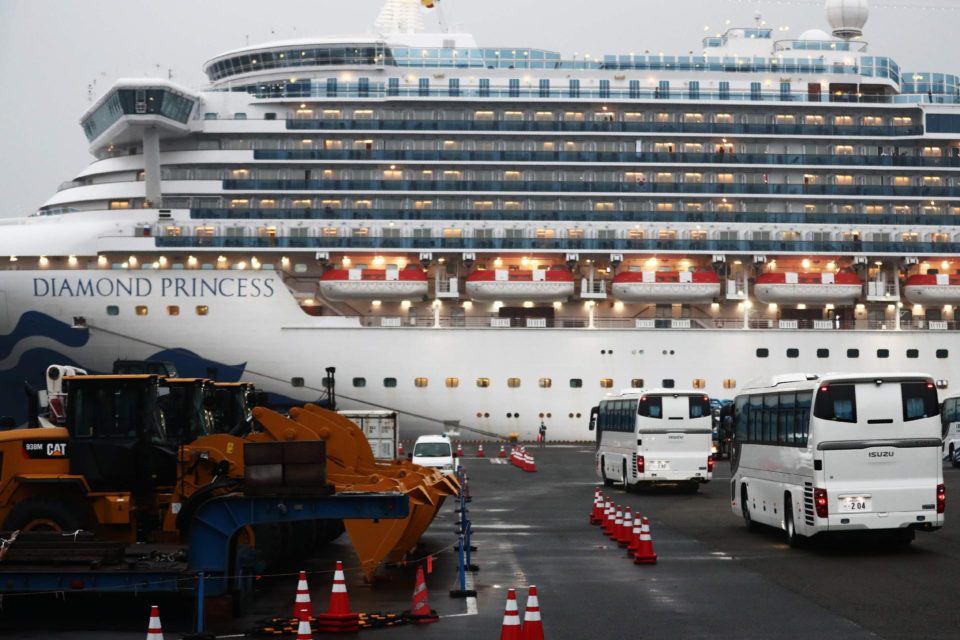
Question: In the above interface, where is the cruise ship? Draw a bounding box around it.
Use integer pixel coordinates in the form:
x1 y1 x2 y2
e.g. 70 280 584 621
1 0 959 440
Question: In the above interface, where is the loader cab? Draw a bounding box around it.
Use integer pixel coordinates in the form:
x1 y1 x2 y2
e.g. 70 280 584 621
158 378 217 444
112 359 178 377
65 375 177 494
210 382 258 436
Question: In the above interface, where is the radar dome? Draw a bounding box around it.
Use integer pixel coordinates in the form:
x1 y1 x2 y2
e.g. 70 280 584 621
826 0 869 40
798 28 832 41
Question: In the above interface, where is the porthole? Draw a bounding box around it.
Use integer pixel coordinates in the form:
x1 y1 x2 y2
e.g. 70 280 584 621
847 349 860 358
414 377 429 388
291 377 305 388
507 412 513 418
166 305 180 316
723 379 737 389
476 378 491 388
484 412 490 418
631 379 645 388
384 377 397 388
538 412 544 418
906 349 919 359
575 412 581 418
352 377 366 388
568 413 574 418
547 413 552 418
786 348 799 358
877 348 890 358
196 305 209 316
135 305 149 316
692 379 706 389
756 348 769 358
445 377 460 388
539 378 552 388
662 379 675 389
476 412 483 418
816 348 829 358
507 378 521 388
569 378 583 388
937 349 949 359
599 378 614 389
106 305 119 316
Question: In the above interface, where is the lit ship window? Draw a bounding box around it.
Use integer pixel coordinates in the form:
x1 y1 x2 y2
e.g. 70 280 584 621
414 377 429 388
723 379 737 390
507 378 521 388
445 377 460 388
476 378 491 388
631 379 645 388
195 305 209 316
135 306 149 316
539 378 552 389
166 306 180 316
692 379 706 389
599 378 614 389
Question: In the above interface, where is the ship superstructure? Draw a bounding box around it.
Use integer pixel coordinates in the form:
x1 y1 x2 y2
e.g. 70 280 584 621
1 0 959 438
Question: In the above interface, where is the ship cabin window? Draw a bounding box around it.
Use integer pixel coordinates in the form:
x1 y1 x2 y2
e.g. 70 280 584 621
786 348 799 358
714 113 734 124
291 377 304 388
906 349 919 359
599 379 614 389
692 379 706 389
353 377 366 388
166 306 180 316
507 378 522 388
847 349 860 358
569 378 583 388
654 113 671 123
539 378 552 388
937 349 949 359
106 305 120 316
834 175 854 186
293 264 308 274
233 113 247 120
195 305 209 315
683 113 704 123
504 111 525 121
716 173 734 184
445 378 459 388
414 377 429 388
922 176 942 186
624 112 644 122
862 116 884 126
662 379 675 389
564 112 584 121
110 200 132 210
804 114 824 125
877 349 890 358
833 115 854 126
817 348 829 358
204 112 218 120
922 147 943 157
631 379 644 388
476 378 491 388
723 379 737 389
892 116 912 126
534 111 554 122
834 145 854 155
474 110 495 121
775 114 795 124
135 306 149 316
756 348 769 358
384 378 397 388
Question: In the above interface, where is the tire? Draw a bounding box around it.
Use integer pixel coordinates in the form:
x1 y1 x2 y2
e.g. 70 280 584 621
890 529 915 547
682 481 700 494
785 498 804 548
601 457 614 487
741 486 758 531
951 445 959 469
3 496 91 533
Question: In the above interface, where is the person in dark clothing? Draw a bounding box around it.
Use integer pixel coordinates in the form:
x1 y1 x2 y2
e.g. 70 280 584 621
538 421 547 447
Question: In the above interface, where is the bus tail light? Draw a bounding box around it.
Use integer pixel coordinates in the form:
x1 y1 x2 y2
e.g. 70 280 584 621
814 488 828 518
937 483 946 514
707 455 715 472
636 456 645 474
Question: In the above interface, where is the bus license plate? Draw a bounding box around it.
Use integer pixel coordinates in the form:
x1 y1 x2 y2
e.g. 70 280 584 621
649 460 670 471
839 496 872 513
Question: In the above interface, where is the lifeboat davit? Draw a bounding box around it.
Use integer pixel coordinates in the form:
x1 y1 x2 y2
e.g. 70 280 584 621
611 271 721 303
904 273 960 305
754 272 861 304
465 269 575 301
319 268 428 301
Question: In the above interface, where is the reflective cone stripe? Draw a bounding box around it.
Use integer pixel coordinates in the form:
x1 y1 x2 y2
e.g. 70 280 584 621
521 585 544 640
619 508 634 547
633 517 658 565
296 616 313 640
627 516 643 556
294 570 313 620
500 589 522 640
146 605 164 640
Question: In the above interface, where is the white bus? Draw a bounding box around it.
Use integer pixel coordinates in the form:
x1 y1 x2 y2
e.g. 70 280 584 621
730 373 945 546
940 393 960 468
592 389 714 492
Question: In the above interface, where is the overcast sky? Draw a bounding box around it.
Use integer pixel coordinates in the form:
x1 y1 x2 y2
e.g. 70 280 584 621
0 0 958 217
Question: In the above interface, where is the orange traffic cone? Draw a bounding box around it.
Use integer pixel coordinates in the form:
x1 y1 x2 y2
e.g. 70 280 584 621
523 452 537 472
296 616 313 640
407 565 439 623
499 445 506 458
632 517 658 565
611 506 623 539
500 588 522 640
618 507 633 547
477 444 486 458
398 441 405 458
316 561 360 633
627 514 643 557
293 570 313 620
146 605 164 640
456 443 463 457
601 499 614 535
590 489 603 524
521 585 545 640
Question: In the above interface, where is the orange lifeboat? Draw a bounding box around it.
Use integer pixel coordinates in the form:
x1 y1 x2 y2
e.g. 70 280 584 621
465 268 574 301
611 271 720 303
319 268 428 301
754 272 861 305
904 273 960 305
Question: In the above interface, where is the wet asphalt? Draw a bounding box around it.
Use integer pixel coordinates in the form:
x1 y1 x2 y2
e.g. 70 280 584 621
4 446 959 639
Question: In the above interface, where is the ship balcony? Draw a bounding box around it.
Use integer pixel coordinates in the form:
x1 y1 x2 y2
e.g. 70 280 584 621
725 280 747 300
580 278 608 300
866 281 900 302
435 276 460 299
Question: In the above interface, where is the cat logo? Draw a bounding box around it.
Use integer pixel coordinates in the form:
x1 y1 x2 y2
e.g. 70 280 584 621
23 441 69 459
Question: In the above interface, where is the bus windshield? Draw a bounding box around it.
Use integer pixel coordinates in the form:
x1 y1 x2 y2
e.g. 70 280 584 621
414 442 451 457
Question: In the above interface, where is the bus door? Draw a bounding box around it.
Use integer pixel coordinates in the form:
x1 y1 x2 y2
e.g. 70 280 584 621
816 380 941 516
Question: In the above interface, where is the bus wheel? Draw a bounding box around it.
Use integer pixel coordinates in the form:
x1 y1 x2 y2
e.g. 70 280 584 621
890 529 914 548
741 486 757 531
681 482 700 494
601 457 614 487
951 445 959 468
785 499 804 548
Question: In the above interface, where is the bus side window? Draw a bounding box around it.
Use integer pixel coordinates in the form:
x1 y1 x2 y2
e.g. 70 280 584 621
796 392 812 446
748 396 763 441
764 394 779 443
734 396 747 441
639 396 662 419
780 393 796 445
589 405 599 431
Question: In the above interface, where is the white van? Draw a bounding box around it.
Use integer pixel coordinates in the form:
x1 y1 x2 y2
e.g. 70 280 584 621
592 389 714 492
411 434 457 475
941 393 960 468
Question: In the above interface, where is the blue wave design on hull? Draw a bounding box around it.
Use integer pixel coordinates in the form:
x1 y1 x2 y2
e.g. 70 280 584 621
0 311 90 360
